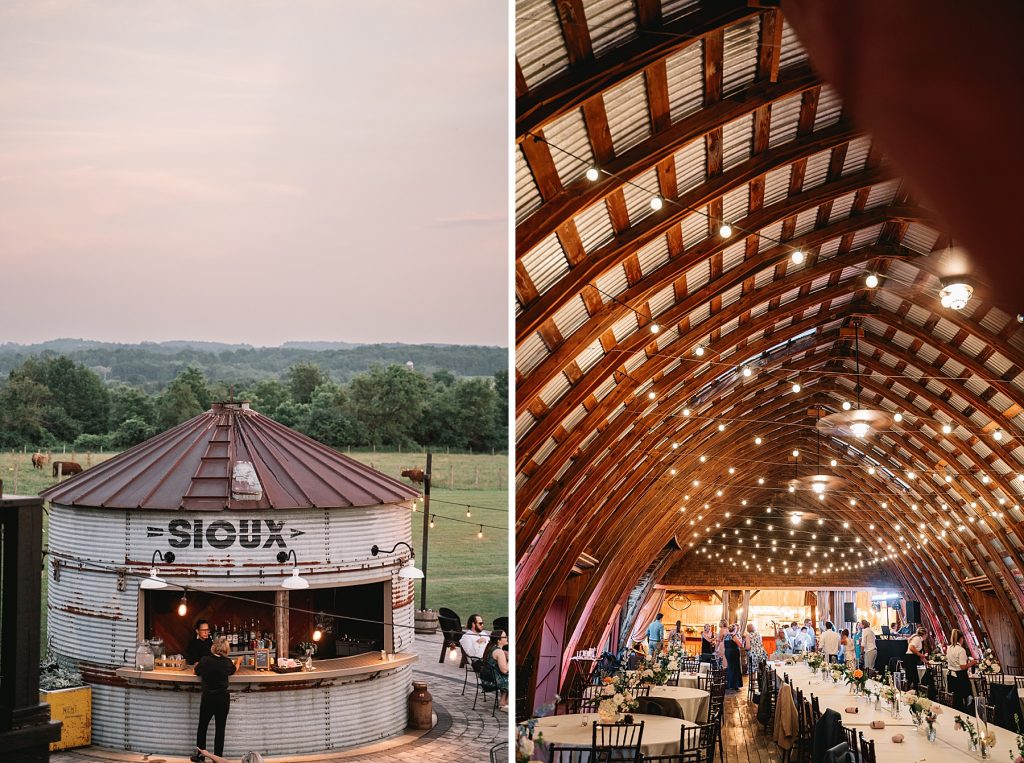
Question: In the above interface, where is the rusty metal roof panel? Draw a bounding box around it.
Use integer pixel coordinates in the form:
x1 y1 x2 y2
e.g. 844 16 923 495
583 0 638 58
516 144 543 223
545 107 595 185
516 0 570 90
40 403 418 511
666 39 704 123
605 72 652 155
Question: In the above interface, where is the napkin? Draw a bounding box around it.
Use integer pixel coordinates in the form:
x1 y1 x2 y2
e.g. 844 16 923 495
844 707 858 714
870 720 885 729
891 734 904 743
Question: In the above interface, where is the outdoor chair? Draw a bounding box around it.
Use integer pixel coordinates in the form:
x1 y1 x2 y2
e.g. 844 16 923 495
547 745 611 763
475 659 502 716
490 740 509 763
493 616 509 634
460 647 476 695
438 608 464 665
641 722 715 762
593 720 645 763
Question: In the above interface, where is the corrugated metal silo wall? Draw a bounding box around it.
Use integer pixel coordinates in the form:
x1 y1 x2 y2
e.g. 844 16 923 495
48 502 416 752
89 665 411 755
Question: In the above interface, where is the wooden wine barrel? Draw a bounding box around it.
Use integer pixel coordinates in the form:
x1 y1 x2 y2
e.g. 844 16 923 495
415 609 439 634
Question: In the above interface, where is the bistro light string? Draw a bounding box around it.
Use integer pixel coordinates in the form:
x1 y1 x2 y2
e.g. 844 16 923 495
523 133 959 306
44 550 484 639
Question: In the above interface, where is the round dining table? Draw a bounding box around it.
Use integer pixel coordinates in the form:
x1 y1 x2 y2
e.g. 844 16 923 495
532 713 696 759
673 672 700 689
645 685 710 722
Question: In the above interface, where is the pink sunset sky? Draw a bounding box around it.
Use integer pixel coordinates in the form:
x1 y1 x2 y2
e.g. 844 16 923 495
0 1 508 346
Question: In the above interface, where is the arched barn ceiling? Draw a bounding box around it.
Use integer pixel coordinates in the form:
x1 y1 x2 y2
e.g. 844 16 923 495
514 0 1024 674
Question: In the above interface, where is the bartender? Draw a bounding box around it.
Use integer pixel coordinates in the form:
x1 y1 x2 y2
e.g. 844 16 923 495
186 619 213 665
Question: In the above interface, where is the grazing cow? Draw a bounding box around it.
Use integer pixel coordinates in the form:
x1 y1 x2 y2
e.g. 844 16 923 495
32 452 49 470
401 467 425 484
52 461 83 478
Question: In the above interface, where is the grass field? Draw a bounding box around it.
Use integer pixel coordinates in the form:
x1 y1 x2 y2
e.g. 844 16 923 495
0 450 508 643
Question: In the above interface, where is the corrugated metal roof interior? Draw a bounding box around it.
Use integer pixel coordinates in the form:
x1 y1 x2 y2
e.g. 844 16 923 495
514 0 1024 679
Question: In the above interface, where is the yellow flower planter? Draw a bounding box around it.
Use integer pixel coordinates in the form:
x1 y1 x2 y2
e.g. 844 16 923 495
40 686 91 750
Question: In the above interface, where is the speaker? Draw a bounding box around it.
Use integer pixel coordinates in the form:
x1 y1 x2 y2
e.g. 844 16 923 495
905 600 921 623
843 602 856 623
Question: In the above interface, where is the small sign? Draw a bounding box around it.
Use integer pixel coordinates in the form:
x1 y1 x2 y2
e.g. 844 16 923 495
254 649 272 671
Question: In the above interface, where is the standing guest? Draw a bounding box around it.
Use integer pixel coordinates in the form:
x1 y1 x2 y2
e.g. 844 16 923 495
669 620 684 645
191 637 236 763
186 620 213 665
700 624 716 664
796 625 813 652
803 618 817 651
946 629 975 712
197 753 264 763
460 614 489 659
785 621 799 650
481 630 509 711
723 624 743 690
853 622 863 667
840 629 857 668
860 620 878 671
715 619 728 665
647 612 665 655
819 622 840 663
904 627 926 690
744 622 767 689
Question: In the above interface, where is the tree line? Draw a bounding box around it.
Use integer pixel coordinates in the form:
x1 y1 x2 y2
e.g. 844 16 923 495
0 356 508 452
0 341 506 392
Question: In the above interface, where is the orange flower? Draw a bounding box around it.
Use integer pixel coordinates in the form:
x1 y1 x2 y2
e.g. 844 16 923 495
853 669 863 679
603 676 614 684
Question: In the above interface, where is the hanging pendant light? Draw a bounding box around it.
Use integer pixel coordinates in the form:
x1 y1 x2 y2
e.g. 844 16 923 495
818 319 894 439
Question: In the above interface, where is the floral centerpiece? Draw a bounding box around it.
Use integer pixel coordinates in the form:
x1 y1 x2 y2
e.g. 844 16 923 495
903 689 934 726
846 668 868 694
979 648 1001 674
644 653 678 686
828 663 847 684
806 652 825 673
598 672 640 722
954 715 996 756
516 699 557 762
1012 713 1024 763
930 647 946 664
924 706 941 741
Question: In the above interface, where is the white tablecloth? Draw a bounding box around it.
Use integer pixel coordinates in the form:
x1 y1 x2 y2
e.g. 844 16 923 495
673 672 700 689
646 686 710 722
771 663 1021 762
533 713 696 758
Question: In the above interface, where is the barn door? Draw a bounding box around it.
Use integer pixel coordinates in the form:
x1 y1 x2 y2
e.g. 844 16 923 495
533 596 567 712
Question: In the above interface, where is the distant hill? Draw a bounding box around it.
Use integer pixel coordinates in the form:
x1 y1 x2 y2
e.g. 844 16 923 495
0 339 507 391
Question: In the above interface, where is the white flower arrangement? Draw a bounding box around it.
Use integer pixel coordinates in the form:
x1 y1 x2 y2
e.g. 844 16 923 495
978 647 1001 674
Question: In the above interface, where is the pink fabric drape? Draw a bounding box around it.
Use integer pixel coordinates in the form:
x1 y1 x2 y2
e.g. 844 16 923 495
629 589 667 645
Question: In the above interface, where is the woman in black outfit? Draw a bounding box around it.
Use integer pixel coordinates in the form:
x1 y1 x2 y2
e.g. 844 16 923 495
700 623 715 665
723 624 743 690
191 636 236 762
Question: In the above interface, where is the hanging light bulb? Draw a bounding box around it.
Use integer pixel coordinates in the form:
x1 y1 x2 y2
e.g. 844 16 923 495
429 515 435 529
718 423 726 432
448 645 460 662
792 382 802 393
313 626 323 642
842 401 852 411
650 323 660 334
865 273 879 288
719 221 732 237
791 250 805 264
754 436 762 445
742 366 752 377
694 345 705 357
939 279 972 310
585 167 600 181
466 508 471 518
648 390 656 400
477 525 484 539
177 591 188 617
942 423 952 434
993 429 1003 441
650 197 663 211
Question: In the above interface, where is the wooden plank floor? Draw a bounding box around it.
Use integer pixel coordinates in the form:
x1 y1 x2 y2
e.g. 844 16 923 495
720 690 783 763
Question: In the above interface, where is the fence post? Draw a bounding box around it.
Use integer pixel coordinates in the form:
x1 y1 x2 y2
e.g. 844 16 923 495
474 466 479 489
448 464 454 490
12 463 18 494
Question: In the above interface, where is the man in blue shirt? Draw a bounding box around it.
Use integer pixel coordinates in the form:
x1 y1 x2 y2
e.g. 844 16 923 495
647 613 665 656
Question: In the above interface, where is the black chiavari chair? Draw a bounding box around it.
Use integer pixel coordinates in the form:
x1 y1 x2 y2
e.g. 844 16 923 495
593 720 645 763
858 734 876 763
548 744 610 763
641 722 715 763
842 725 861 763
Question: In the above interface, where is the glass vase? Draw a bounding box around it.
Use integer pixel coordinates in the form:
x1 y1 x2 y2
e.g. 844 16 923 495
969 738 979 753
926 725 936 742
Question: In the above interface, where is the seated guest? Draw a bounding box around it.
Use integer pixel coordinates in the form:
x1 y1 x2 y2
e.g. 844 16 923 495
480 630 509 711
771 628 791 659
796 625 813 652
459 614 489 659
819 621 840 663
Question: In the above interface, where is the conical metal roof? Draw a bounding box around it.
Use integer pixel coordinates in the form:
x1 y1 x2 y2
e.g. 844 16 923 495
40 402 420 511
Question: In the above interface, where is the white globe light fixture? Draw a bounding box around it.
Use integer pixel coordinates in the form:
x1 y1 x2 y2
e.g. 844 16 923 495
939 279 973 310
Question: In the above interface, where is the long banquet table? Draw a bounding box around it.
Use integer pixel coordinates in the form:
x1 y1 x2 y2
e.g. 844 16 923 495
772 662 1022 762
533 713 697 758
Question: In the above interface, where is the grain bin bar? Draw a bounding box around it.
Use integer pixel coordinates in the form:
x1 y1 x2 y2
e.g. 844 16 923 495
40 402 423 758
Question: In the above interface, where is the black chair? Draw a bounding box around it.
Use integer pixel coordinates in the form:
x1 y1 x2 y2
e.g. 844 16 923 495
438 607 463 665
490 740 508 763
493 616 509 634
460 647 477 695
842 725 860 763
548 744 610 763
593 720 645 762
475 659 502 715
642 722 715 762
858 735 876 763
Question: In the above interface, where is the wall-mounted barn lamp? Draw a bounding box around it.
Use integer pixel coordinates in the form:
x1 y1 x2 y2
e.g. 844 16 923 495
370 542 425 579
140 550 175 590
276 549 309 589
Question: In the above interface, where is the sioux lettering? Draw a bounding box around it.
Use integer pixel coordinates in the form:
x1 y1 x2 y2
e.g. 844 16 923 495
165 518 288 550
